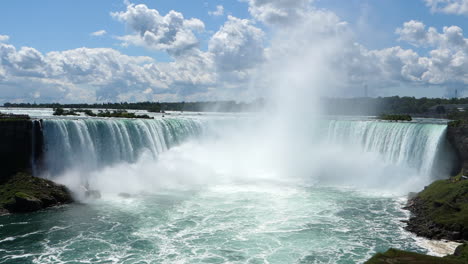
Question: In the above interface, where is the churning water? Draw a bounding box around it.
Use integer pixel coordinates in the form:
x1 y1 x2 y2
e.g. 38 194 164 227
0 114 455 263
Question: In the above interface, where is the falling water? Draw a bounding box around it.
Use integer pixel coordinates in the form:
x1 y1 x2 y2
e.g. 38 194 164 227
326 120 449 177
41 118 203 176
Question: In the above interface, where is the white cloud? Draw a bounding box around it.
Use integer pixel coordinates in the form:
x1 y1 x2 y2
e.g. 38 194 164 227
424 0 468 15
396 20 468 50
0 42 220 102
112 4 205 56
3 1 468 103
356 20 468 88
209 16 265 72
91 30 107 37
209 5 224 16
0 35 9 43
244 0 312 26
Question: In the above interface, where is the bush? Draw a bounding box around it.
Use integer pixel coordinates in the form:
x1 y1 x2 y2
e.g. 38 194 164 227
96 110 153 119
378 114 412 121
53 107 78 116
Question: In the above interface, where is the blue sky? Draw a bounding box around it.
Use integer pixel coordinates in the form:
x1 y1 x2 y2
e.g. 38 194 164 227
1 0 468 102
2 0 466 54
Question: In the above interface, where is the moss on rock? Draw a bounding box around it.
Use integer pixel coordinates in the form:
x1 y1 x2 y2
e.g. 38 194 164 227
405 175 468 240
365 247 468 264
0 172 73 213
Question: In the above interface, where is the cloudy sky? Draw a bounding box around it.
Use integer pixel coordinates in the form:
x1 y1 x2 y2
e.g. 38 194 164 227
1 0 468 103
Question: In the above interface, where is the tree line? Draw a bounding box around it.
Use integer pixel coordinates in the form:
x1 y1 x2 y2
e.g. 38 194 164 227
322 96 468 115
3 100 265 113
4 96 468 115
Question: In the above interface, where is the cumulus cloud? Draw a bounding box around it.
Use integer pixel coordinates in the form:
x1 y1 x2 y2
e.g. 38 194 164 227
209 16 265 72
244 0 313 25
111 4 205 56
0 41 220 103
396 20 467 50
357 20 468 88
91 30 107 37
209 5 224 16
3 1 468 103
424 0 468 15
0 35 9 42
0 4 269 103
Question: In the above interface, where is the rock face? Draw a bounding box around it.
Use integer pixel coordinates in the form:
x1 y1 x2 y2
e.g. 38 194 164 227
446 123 468 175
0 119 43 179
0 173 73 214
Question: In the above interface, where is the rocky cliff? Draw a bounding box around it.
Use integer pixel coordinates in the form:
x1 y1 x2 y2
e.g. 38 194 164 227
0 118 72 214
0 119 43 178
446 122 468 175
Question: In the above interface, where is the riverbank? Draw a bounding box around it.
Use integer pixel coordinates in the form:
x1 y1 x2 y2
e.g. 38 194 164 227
404 175 468 241
365 244 468 264
365 174 468 262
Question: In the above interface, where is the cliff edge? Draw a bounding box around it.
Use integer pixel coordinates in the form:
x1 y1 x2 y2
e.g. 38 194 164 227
0 117 72 214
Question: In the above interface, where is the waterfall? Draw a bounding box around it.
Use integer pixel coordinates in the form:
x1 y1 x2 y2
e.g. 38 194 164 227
326 120 450 176
40 116 453 183
41 117 203 176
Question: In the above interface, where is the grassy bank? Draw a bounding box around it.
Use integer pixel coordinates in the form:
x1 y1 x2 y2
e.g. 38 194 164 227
405 175 468 241
365 245 468 264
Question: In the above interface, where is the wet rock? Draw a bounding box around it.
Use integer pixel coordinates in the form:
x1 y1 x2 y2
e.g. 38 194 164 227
7 193 43 213
85 190 101 199
0 172 73 214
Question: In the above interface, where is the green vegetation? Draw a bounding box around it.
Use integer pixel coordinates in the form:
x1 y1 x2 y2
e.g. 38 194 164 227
6 96 468 115
0 172 72 213
447 111 468 121
52 108 152 119
365 247 468 264
4 99 265 113
416 175 468 230
53 107 78 116
324 96 468 116
448 120 465 127
95 110 152 119
0 112 30 121
73 109 96 116
147 103 164 113
378 114 412 121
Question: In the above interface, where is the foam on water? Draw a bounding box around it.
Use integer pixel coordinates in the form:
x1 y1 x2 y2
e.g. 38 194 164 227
0 184 431 264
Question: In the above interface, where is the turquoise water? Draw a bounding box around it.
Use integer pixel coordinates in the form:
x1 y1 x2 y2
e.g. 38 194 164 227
0 184 426 264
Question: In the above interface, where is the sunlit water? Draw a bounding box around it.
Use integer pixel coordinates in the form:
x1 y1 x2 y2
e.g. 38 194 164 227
0 111 455 263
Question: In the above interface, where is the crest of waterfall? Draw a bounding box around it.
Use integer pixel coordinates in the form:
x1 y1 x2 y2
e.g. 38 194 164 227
41 118 203 176
326 120 450 177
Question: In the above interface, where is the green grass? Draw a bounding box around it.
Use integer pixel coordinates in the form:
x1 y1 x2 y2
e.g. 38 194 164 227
417 176 468 229
365 248 467 264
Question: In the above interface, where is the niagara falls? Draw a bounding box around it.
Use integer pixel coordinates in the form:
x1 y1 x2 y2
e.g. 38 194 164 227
2 0 468 264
